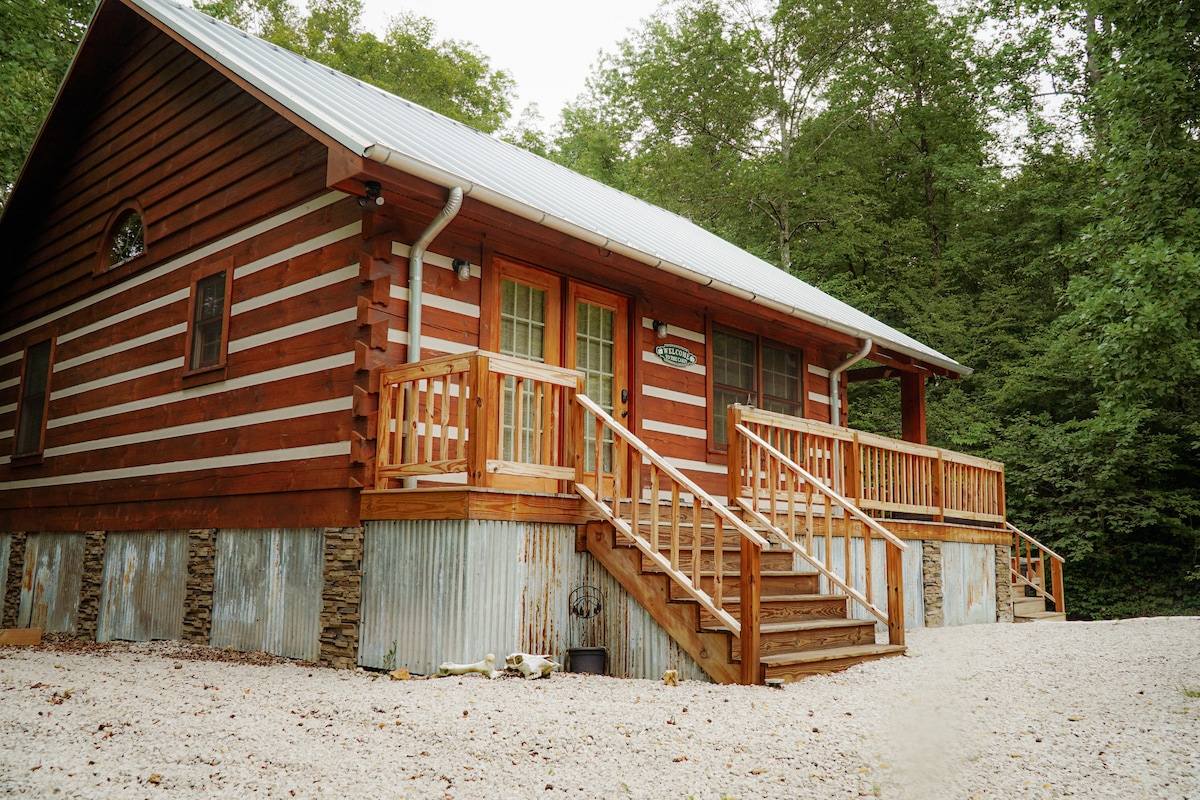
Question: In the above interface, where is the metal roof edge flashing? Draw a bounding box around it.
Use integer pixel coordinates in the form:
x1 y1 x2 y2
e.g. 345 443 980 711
363 141 971 377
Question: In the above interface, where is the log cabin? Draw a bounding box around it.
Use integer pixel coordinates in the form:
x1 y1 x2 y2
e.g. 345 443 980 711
0 0 1066 683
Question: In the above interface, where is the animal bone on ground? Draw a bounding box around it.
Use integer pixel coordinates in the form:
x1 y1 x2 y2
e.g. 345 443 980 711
505 653 562 679
437 653 500 679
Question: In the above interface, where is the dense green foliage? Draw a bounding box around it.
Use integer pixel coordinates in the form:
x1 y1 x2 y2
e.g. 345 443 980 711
1 0 1195 616
550 0 1199 618
0 0 96 207
195 0 514 132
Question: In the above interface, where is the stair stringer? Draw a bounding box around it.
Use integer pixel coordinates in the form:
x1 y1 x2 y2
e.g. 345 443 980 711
582 521 741 684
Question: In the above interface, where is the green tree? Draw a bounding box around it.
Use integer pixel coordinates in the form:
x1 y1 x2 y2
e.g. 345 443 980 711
0 0 96 208
197 0 515 132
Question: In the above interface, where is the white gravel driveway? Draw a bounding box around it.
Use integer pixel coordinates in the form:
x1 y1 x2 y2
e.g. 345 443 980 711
1 617 1197 799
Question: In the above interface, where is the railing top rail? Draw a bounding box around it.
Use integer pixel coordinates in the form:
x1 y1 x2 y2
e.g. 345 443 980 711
379 352 474 384
575 393 769 549
733 421 908 553
1005 521 1065 563
483 351 584 386
733 404 1005 472
378 350 584 388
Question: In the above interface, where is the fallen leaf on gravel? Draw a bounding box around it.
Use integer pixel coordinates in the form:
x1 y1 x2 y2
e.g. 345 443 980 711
147 773 162 784
1068 716 1084 721
673 756 687 762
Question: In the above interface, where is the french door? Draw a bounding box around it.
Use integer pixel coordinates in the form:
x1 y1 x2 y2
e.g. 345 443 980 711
494 257 629 492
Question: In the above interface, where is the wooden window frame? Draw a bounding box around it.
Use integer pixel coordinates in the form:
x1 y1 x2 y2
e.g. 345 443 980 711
96 200 148 276
11 338 55 464
706 323 804 452
182 259 234 388
484 255 563 362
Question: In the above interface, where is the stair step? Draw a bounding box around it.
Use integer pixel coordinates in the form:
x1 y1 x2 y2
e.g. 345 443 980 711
640 548 795 574
722 618 877 658
669 571 820 600
761 644 906 682
699 594 848 626
1015 611 1067 623
1012 597 1047 615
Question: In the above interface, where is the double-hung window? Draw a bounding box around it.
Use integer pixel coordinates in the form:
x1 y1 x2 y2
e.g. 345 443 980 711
184 265 232 384
13 339 54 458
711 328 802 447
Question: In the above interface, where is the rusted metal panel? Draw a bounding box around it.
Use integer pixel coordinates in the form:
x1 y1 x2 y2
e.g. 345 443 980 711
18 533 85 633
211 529 324 661
0 534 9 624
800 535 923 631
359 519 709 681
942 542 997 626
97 531 187 642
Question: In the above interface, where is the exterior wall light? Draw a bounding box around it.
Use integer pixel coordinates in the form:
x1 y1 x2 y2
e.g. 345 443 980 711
453 259 472 281
653 320 669 339
357 180 384 210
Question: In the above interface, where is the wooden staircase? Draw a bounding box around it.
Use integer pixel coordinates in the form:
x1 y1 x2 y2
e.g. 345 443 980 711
582 512 904 684
1008 522 1067 622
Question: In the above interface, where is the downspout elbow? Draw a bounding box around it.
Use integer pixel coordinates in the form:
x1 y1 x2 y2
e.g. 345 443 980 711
829 338 872 428
407 187 464 364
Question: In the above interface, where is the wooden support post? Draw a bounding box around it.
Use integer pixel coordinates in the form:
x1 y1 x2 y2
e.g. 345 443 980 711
885 542 905 647
468 354 490 487
739 534 761 685
933 453 945 522
567 378 584 488
1050 557 1066 615
726 406 743 508
900 372 927 445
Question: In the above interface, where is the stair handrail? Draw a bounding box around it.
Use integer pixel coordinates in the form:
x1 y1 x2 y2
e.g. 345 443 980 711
573 393 768 683
732 421 907 647
1006 521 1066 614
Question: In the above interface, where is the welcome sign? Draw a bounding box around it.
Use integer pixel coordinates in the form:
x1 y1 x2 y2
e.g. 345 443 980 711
654 343 697 368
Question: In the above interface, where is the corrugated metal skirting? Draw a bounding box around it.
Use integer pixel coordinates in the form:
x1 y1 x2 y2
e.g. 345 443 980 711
18 533 85 633
97 531 187 642
942 542 997 625
210 528 324 661
796 536 925 631
360 520 710 681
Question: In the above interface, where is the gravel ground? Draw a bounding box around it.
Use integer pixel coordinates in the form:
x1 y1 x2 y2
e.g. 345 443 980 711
1 617 1197 799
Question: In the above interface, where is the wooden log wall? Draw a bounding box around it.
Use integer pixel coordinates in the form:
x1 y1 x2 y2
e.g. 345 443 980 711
0 17 361 530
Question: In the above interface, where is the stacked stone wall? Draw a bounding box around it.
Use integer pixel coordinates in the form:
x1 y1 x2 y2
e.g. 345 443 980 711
183 529 216 643
320 526 364 669
995 542 1014 622
2 532 26 629
75 531 107 638
922 540 944 628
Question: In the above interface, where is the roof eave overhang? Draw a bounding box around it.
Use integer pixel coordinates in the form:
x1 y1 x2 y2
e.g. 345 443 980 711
362 143 970 378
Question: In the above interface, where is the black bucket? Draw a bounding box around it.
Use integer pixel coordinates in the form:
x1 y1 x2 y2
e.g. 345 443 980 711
566 647 607 675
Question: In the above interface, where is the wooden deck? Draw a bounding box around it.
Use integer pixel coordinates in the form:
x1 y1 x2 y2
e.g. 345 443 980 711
363 350 1058 682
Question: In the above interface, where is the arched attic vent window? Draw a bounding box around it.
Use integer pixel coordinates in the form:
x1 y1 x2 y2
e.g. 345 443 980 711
101 205 146 271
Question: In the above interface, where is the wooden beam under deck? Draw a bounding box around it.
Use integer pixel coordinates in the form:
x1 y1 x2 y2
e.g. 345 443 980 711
360 487 599 524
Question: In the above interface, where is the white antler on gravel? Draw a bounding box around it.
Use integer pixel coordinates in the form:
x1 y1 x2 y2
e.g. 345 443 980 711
504 653 562 680
437 653 500 679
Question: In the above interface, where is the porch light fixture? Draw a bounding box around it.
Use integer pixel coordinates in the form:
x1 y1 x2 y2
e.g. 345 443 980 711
653 320 669 339
453 259 472 281
357 180 385 209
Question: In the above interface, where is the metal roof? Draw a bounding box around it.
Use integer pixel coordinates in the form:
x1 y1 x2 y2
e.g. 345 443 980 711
127 0 967 375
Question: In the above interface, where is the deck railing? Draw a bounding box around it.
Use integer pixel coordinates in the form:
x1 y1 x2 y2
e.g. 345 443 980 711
574 394 770 684
729 409 907 646
374 351 582 490
1007 521 1066 614
730 406 1006 524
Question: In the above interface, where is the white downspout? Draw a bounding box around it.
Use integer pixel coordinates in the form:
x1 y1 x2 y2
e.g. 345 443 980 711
827 338 872 497
407 187 464 363
402 187 463 489
829 338 872 428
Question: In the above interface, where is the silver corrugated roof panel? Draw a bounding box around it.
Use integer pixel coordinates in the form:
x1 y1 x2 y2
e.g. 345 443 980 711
129 0 967 374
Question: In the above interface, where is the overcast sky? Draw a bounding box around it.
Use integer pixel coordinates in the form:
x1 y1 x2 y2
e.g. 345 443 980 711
364 0 665 128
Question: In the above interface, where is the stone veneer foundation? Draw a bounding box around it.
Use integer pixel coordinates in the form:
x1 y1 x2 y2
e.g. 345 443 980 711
319 526 364 669
75 531 106 639
2 532 25 629
922 540 944 628
995 542 1014 622
182 529 216 643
